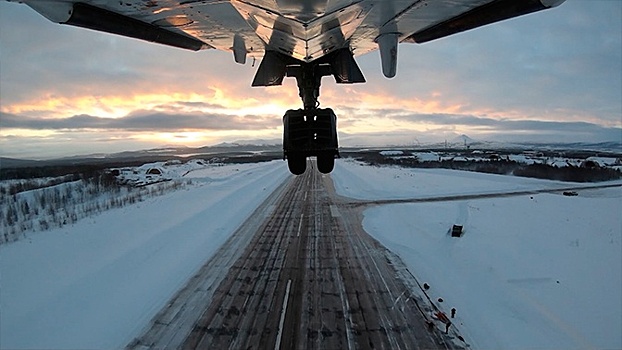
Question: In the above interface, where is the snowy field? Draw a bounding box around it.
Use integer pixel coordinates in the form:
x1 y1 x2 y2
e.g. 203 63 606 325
1 158 620 349
333 159 622 350
0 161 289 349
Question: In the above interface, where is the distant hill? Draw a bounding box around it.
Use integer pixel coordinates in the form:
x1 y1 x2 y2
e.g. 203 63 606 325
212 139 280 148
0 157 43 168
2 139 619 171
0 143 282 171
451 134 476 145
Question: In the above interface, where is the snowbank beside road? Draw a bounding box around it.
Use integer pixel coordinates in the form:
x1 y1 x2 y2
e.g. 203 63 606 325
332 159 622 349
331 158 586 200
0 161 289 349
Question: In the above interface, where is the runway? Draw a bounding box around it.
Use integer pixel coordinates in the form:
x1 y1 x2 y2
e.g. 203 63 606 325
129 161 460 349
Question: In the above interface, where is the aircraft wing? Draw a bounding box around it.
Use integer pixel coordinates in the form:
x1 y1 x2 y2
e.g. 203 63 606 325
14 0 565 69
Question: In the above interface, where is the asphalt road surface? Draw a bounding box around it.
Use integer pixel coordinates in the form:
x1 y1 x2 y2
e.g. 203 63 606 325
129 161 463 349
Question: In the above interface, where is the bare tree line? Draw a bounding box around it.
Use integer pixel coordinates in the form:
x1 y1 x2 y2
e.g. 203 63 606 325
1 172 189 245
357 152 622 182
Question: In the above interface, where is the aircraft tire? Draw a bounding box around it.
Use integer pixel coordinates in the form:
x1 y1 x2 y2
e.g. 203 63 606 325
317 154 334 174
287 155 306 175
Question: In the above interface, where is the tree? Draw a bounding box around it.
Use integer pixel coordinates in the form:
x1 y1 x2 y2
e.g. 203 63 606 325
21 200 31 216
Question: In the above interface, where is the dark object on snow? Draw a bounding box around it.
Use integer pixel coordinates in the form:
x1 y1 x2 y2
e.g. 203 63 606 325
437 297 443 303
423 283 430 290
451 308 456 318
563 191 578 196
581 160 600 169
435 311 451 334
451 225 463 237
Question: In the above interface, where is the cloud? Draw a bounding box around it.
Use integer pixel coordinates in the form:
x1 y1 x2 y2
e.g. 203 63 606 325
4 106 619 145
335 108 622 143
346 1 622 124
1 111 280 131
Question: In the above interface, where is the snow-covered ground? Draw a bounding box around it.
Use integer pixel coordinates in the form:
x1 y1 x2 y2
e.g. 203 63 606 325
1 158 620 349
333 159 622 350
331 158 588 200
0 161 289 349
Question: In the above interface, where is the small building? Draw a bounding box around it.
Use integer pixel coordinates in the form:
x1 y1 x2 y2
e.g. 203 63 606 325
451 225 463 237
146 168 162 175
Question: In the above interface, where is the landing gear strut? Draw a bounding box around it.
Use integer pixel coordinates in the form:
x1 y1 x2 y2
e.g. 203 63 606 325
283 62 339 175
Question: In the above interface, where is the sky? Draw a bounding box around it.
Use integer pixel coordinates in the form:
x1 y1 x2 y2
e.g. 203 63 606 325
1 0 621 159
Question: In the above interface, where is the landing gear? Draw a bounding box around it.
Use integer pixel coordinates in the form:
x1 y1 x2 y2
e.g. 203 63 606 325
285 151 335 175
251 49 365 175
282 61 341 175
283 108 338 175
